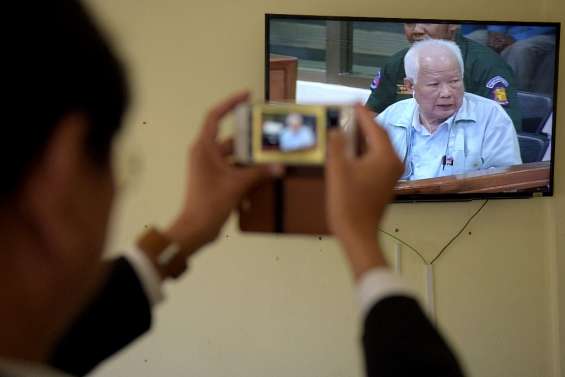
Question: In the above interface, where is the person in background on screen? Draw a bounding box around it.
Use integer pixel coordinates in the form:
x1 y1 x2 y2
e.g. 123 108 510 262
376 39 522 181
460 24 488 45
365 23 523 131
487 25 556 94
1 1 464 377
279 113 316 152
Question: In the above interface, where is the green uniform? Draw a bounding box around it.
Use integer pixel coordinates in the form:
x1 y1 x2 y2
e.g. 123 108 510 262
365 33 522 131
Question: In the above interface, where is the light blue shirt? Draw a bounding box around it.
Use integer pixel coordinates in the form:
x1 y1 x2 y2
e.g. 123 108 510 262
279 126 316 151
376 92 522 180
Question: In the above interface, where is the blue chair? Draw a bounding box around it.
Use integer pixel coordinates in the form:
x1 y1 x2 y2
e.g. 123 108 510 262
517 91 552 134
517 132 550 163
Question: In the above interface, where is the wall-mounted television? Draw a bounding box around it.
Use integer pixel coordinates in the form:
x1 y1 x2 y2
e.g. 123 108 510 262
265 14 560 201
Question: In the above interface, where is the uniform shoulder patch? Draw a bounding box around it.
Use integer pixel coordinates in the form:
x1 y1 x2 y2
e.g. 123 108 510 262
486 76 510 106
370 70 381 90
486 75 510 89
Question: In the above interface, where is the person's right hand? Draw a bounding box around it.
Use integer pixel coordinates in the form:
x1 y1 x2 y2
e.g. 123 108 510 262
325 105 403 276
165 92 280 256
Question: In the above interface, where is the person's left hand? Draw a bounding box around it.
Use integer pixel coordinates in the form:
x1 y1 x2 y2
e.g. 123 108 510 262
165 91 280 254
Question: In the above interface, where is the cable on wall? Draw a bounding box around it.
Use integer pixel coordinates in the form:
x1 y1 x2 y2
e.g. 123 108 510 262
379 200 489 318
379 199 489 266
378 228 427 264
394 243 401 275
429 200 489 265
426 264 436 321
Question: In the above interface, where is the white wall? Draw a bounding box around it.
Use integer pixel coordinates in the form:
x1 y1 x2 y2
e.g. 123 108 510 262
87 0 565 376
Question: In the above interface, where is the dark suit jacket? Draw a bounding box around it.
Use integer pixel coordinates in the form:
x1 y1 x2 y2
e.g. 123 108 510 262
50 258 464 377
49 258 152 376
363 296 464 376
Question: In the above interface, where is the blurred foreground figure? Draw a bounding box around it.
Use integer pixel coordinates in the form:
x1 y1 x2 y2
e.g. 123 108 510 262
0 2 463 377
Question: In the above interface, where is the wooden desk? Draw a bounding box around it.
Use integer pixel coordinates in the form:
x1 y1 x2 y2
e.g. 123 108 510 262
394 161 550 195
240 162 550 234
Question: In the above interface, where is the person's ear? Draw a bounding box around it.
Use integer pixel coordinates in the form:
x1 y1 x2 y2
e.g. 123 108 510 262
404 78 415 94
18 113 90 257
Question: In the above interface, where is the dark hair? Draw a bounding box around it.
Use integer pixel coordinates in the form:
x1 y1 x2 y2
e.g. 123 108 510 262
3 0 129 197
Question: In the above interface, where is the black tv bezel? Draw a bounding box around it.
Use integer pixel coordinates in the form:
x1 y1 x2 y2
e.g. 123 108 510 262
265 13 560 202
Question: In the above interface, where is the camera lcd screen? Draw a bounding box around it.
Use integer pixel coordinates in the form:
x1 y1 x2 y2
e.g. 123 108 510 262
252 104 327 164
261 113 318 153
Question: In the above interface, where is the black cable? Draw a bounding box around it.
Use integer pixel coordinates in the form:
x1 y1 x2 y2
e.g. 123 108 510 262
429 200 489 265
378 228 428 264
379 199 489 265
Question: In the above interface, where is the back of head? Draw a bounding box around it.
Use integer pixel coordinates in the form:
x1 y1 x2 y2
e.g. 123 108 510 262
404 39 464 83
3 0 129 201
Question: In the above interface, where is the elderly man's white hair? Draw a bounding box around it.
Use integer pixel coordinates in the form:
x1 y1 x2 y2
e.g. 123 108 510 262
404 39 464 83
286 113 303 124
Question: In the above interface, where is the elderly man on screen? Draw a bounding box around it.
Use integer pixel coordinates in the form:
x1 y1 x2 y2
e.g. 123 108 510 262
366 23 522 131
279 113 316 152
376 39 522 181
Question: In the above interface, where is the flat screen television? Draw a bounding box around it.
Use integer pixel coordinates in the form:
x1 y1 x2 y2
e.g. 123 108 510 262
265 14 560 201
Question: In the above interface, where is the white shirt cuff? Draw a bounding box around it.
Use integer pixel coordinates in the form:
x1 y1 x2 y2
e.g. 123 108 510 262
124 247 165 306
357 267 416 318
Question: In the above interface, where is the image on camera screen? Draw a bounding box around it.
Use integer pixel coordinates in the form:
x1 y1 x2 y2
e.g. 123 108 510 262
261 112 318 152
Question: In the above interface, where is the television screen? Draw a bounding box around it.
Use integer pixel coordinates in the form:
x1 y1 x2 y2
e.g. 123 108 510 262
266 15 560 200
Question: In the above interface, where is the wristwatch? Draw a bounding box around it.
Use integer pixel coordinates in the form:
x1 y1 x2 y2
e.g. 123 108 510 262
136 227 188 280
